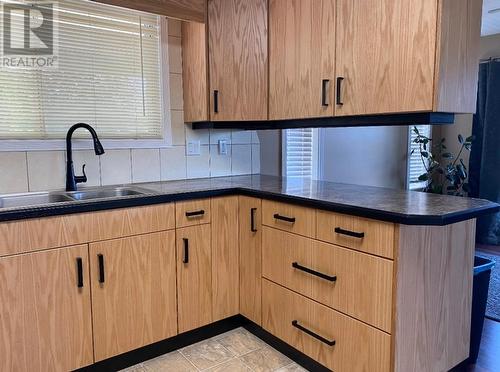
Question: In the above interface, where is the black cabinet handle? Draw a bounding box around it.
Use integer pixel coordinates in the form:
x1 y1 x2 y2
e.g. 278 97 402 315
336 77 344 105
76 257 84 288
292 262 337 282
183 238 189 264
185 210 205 218
322 79 329 106
97 254 105 284
214 90 219 113
334 227 365 239
250 208 258 232
273 213 296 223
292 320 336 346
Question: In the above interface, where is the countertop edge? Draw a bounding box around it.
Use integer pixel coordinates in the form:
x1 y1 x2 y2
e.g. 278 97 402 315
0 186 498 226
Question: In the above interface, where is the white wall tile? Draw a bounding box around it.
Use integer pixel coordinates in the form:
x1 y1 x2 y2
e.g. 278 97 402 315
210 129 231 145
171 110 186 146
0 152 28 194
232 145 252 175
169 73 184 110
27 151 66 192
132 149 161 183
168 18 182 37
100 149 132 186
210 145 232 177
168 36 182 74
231 130 252 144
187 145 210 179
160 146 187 180
72 150 101 187
252 144 261 174
186 124 210 145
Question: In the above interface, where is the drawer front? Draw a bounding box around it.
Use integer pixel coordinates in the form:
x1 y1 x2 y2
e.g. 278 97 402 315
176 199 211 228
316 210 395 258
262 227 393 332
262 200 315 237
262 280 391 372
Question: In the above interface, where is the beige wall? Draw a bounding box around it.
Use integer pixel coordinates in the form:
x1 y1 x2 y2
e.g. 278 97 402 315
0 19 260 194
435 34 500 168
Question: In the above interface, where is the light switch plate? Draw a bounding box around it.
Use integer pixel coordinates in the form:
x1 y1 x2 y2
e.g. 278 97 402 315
218 139 228 155
186 140 201 156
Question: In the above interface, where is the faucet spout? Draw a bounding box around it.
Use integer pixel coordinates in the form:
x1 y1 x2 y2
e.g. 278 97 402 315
66 123 105 192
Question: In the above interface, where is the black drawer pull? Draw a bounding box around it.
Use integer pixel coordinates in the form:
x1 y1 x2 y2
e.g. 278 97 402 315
76 257 84 288
336 76 344 105
322 79 329 106
273 213 296 223
185 210 205 218
214 90 219 113
97 254 105 284
292 262 337 282
292 320 336 346
334 227 365 239
251 208 258 232
183 238 189 264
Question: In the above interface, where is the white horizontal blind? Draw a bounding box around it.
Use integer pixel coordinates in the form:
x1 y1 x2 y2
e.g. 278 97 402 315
0 0 162 139
285 128 315 178
408 125 431 190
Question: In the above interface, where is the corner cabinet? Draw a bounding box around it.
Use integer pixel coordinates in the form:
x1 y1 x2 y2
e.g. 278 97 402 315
182 0 482 123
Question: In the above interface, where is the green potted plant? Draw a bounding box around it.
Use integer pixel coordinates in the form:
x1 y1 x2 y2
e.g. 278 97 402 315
411 126 473 196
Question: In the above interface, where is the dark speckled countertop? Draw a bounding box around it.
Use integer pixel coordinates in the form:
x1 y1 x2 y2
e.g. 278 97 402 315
0 175 498 225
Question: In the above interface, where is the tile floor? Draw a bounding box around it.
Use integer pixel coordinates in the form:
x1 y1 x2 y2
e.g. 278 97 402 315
121 327 309 372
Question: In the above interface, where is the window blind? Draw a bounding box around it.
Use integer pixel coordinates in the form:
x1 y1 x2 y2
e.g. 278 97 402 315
0 0 162 139
284 128 315 178
407 125 432 190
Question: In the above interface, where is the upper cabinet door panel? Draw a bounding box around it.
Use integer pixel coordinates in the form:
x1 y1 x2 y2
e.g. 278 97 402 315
269 0 335 120
335 0 438 116
208 0 268 121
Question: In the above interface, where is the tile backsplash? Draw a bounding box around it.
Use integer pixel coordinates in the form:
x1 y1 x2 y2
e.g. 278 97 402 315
0 19 260 195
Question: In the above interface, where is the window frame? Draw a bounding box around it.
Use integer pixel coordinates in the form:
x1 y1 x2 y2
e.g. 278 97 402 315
0 11 172 151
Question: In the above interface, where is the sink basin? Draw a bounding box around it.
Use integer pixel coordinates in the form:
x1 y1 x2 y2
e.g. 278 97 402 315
0 192 73 209
66 187 146 201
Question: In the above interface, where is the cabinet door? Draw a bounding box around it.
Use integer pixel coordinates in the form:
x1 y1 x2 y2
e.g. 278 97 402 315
212 197 239 321
208 0 268 121
239 196 262 325
269 0 335 120
0 245 93 372
177 224 212 333
90 232 177 362
335 0 437 116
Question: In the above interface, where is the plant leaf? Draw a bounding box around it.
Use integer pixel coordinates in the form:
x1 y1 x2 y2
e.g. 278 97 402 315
418 173 429 181
458 134 464 144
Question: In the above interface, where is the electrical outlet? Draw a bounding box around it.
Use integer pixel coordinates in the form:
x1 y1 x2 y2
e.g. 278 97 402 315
186 141 201 156
218 139 228 155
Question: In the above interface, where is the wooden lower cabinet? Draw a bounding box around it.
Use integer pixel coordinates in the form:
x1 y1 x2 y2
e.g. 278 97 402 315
177 224 213 333
262 279 391 372
239 196 262 325
89 232 177 362
0 245 93 372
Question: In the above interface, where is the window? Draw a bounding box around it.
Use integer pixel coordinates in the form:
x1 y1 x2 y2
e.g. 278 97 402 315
407 125 432 190
283 128 318 178
0 0 165 140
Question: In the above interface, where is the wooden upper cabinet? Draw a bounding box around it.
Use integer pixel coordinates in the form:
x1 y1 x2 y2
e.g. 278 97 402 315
90 232 178 362
269 0 335 120
208 0 268 121
0 245 93 372
335 0 482 116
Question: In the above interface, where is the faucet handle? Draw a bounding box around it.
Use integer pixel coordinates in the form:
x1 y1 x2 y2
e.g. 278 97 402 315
75 164 88 184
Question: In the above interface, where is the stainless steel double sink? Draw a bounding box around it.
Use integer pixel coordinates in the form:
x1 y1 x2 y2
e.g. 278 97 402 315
0 186 149 209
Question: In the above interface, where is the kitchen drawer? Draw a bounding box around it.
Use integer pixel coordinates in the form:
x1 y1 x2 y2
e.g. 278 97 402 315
262 200 315 237
262 279 391 372
262 227 393 332
316 210 395 259
175 199 211 228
